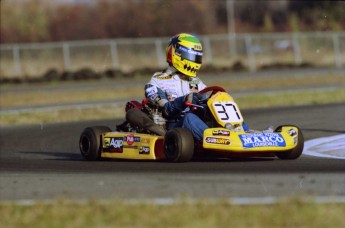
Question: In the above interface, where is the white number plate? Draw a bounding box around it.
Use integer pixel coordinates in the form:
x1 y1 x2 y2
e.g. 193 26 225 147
212 101 243 123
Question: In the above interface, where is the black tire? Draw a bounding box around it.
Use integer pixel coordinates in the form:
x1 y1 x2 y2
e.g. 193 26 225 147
79 126 111 160
275 125 304 160
164 128 194 162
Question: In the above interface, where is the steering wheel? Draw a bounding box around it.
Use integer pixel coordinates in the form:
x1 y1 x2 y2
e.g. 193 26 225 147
185 86 226 108
198 86 226 95
198 86 226 103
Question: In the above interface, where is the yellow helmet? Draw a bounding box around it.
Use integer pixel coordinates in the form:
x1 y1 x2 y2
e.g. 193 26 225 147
166 33 203 77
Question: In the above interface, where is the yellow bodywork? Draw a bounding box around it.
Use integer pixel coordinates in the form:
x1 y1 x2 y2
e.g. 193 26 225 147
98 90 300 160
203 92 299 153
101 132 165 160
203 126 299 153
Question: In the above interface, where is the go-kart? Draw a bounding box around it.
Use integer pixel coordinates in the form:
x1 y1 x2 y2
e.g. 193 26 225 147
79 86 304 162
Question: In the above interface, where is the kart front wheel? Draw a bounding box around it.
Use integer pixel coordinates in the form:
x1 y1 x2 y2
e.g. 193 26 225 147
164 128 194 162
275 126 304 160
79 126 111 160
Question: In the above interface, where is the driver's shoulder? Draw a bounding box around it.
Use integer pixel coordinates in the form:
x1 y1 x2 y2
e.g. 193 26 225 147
152 71 174 81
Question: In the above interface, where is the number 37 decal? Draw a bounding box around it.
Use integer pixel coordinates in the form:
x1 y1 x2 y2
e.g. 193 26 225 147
213 102 243 122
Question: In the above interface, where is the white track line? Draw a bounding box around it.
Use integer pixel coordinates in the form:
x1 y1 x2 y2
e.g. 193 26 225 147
303 134 345 159
2 196 345 206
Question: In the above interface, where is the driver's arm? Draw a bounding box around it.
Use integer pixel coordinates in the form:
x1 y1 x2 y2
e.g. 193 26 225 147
145 84 186 117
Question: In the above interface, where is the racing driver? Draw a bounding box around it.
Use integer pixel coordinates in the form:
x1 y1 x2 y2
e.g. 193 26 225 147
144 33 208 141
127 33 248 141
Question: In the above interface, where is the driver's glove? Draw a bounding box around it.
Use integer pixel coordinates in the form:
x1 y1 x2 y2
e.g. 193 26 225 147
185 92 203 105
163 93 203 117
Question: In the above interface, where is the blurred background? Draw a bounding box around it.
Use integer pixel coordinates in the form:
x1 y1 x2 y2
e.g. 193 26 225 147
1 2 345 223
1 0 344 81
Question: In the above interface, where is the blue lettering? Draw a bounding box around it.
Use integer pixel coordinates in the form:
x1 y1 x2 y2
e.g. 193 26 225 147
239 133 286 148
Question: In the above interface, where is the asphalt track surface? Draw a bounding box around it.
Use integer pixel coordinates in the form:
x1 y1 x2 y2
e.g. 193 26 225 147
1 103 344 202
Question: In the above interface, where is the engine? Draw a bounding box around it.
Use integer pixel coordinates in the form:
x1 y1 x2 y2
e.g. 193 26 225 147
141 99 166 129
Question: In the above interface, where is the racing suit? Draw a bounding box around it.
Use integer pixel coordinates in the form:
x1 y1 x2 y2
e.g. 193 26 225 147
145 67 208 141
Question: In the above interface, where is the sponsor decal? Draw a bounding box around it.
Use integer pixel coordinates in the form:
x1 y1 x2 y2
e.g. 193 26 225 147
189 83 198 90
194 44 202 51
141 138 150 144
146 86 158 100
287 129 298 144
139 146 150 154
239 133 286 148
189 79 199 90
103 137 123 153
166 89 178 101
178 46 203 56
124 134 140 146
212 130 230 136
288 128 297 136
158 75 173 80
205 137 230 145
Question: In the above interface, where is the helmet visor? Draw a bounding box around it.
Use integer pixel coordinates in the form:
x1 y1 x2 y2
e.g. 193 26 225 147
176 45 202 64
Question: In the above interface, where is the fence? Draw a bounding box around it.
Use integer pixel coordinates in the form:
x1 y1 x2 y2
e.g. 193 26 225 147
0 31 344 78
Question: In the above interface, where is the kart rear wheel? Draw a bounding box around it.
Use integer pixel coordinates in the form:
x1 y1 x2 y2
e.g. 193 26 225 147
164 128 194 162
275 126 304 160
79 126 111 160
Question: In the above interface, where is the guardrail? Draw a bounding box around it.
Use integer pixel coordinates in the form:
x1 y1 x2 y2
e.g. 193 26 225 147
1 31 344 78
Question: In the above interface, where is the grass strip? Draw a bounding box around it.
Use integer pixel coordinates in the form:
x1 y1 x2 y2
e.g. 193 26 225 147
1 199 344 228
0 87 143 108
1 73 344 108
1 88 344 126
235 88 345 109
